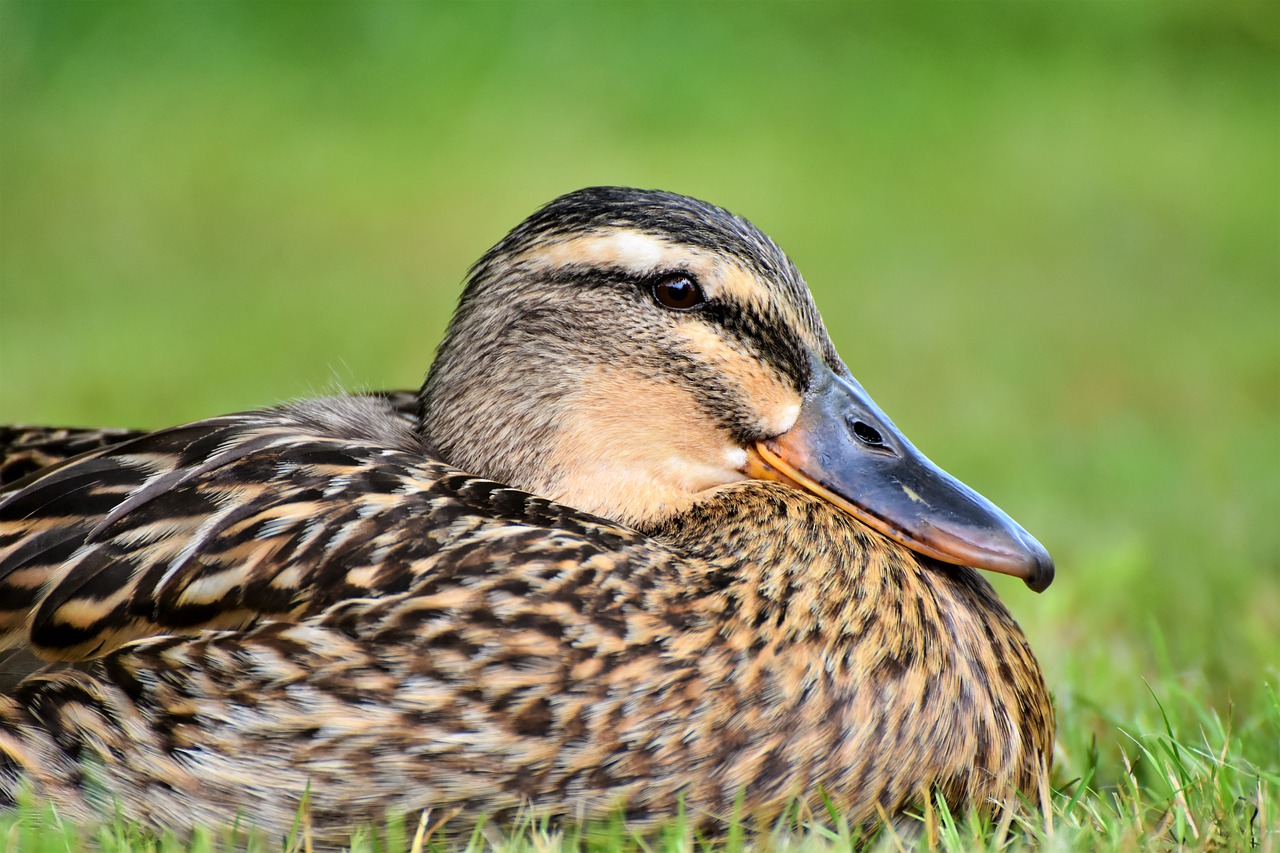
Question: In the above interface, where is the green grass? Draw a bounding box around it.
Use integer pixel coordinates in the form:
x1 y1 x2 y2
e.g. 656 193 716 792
1 1 1277 850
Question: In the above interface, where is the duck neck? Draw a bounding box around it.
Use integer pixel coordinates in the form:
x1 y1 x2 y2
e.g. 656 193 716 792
643 481 935 646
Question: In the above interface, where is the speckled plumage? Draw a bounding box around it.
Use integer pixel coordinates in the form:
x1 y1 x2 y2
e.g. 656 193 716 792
0 188 1053 839
0 425 145 487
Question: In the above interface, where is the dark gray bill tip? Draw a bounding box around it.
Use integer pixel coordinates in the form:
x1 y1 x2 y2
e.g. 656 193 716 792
1019 532 1055 593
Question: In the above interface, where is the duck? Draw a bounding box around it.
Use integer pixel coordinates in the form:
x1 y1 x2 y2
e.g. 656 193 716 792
0 187 1054 839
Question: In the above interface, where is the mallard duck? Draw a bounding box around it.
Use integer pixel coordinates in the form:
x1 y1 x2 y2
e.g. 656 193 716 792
0 187 1053 838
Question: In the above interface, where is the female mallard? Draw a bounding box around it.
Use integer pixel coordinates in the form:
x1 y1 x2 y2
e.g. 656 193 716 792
0 187 1053 838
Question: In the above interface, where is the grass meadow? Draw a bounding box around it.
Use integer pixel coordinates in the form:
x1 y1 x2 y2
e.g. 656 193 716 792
1 2 1277 850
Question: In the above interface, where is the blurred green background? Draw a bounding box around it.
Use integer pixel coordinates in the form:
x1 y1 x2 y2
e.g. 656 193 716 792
1 0 1276 780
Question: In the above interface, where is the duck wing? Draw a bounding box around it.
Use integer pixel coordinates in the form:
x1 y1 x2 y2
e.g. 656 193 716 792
0 426 148 487
0 391 421 489
0 392 641 664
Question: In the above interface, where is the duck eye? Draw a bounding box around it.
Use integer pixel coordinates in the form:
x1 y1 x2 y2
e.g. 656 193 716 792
651 275 705 311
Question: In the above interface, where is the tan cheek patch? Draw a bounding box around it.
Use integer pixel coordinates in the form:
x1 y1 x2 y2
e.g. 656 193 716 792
542 368 749 527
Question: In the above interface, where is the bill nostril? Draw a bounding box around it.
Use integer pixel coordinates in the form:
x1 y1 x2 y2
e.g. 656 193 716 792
850 419 884 448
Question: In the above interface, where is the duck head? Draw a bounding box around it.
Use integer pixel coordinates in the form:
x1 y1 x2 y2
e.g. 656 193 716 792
420 187 1053 591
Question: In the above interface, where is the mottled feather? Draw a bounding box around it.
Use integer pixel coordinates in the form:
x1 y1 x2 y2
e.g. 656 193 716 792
1 472 1050 835
0 426 146 488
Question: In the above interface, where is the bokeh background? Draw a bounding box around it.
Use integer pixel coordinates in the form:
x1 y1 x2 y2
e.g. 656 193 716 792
2 0 1276 804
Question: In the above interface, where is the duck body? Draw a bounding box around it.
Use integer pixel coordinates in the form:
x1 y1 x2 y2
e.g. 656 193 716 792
0 188 1053 837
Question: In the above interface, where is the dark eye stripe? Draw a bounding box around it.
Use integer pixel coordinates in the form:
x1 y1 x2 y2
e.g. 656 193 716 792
526 264 811 393
697 300 812 392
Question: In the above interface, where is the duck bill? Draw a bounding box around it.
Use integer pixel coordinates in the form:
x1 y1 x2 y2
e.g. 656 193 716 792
746 361 1055 592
